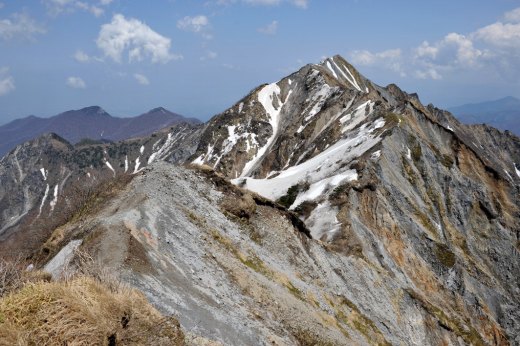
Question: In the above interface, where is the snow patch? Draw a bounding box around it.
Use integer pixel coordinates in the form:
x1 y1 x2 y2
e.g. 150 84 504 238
134 156 142 174
105 161 116 176
289 172 357 209
515 163 520 178
303 83 334 122
326 60 339 79
140 145 145 154
331 57 362 92
341 101 374 133
241 82 288 177
447 125 454 132
38 184 50 217
305 201 342 240
236 118 385 201
371 150 382 159
238 102 244 114
124 156 129 173
40 168 47 181
406 147 412 160
49 185 59 212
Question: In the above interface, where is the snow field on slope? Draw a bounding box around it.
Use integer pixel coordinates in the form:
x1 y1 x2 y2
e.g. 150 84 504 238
235 118 386 204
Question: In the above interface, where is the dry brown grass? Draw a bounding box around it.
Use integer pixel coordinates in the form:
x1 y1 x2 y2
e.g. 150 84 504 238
0 253 184 345
0 258 51 298
0 275 184 345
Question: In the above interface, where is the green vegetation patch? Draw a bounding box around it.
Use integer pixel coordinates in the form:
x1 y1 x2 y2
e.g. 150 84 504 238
434 243 456 268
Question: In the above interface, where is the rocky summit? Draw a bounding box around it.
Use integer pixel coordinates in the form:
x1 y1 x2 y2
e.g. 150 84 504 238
0 55 519 345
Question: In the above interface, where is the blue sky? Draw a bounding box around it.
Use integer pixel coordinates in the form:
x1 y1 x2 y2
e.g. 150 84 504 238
0 0 519 123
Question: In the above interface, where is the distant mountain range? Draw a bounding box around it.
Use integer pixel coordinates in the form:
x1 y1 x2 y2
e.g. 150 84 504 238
0 106 200 157
448 96 520 135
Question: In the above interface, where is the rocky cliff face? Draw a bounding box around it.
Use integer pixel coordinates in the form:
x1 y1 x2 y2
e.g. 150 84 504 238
190 55 520 344
1 55 519 345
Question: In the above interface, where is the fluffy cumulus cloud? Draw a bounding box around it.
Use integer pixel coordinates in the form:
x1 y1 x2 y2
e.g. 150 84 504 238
0 67 15 96
97 14 181 64
349 7 520 80
0 12 46 40
66 76 86 89
43 0 112 17
257 20 278 35
133 73 149 85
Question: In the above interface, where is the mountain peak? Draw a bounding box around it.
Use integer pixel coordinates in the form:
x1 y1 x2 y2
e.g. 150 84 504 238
313 55 368 93
81 106 109 116
147 107 170 114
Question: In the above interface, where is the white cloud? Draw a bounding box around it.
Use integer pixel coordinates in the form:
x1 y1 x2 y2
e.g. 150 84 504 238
415 68 442 80
0 12 46 40
350 49 405 76
177 15 212 39
0 67 14 96
44 0 109 17
66 76 86 89
74 50 90 62
473 22 520 50
348 8 520 80
97 14 181 64
134 73 149 85
258 20 278 35
504 7 520 23
177 15 209 32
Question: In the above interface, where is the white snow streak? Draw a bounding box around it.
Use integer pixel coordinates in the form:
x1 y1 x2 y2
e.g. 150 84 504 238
40 168 47 181
515 163 520 178
241 82 287 177
326 61 338 79
134 157 142 174
140 145 145 154
49 185 59 212
105 161 116 176
406 147 412 160
124 156 129 173
331 57 362 92
38 184 50 217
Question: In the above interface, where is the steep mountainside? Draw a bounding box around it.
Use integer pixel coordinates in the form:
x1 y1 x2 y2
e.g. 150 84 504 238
0 106 200 157
0 122 202 254
449 96 520 136
0 55 519 345
191 55 520 344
